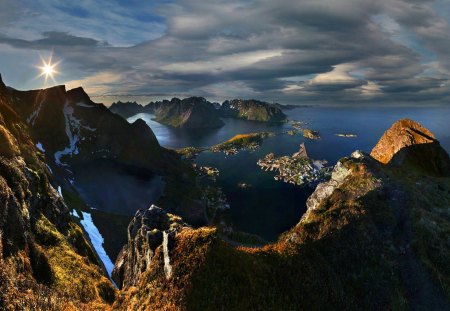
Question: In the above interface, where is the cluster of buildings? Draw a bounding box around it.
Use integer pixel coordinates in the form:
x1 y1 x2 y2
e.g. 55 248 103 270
257 143 330 186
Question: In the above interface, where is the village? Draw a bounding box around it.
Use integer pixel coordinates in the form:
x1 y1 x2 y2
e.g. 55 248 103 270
257 143 331 186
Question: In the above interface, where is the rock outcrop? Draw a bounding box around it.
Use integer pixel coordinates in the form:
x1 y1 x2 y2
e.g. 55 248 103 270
112 205 184 289
219 99 287 123
371 118 450 176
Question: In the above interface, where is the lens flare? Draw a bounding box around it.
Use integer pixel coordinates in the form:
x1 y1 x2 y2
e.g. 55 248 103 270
37 54 60 84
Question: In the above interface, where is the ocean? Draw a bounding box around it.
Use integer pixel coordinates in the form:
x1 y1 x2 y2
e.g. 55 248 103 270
128 106 450 241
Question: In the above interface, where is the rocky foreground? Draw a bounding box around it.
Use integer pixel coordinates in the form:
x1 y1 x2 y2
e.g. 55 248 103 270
1 71 449 311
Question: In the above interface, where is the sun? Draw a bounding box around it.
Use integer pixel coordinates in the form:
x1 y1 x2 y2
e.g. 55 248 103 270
37 55 60 84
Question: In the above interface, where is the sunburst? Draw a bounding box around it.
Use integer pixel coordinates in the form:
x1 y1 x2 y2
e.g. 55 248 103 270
37 54 60 84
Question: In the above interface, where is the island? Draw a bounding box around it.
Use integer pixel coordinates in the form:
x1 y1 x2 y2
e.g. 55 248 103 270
257 143 331 186
302 129 321 140
219 99 287 123
335 133 357 138
211 132 275 155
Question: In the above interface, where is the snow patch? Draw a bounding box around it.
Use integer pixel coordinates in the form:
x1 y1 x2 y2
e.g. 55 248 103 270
162 231 172 279
54 102 96 166
27 100 44 126
36 142 45 153
80 212 115 278
70 209 79 218
76 102 94 108
57 186 63 198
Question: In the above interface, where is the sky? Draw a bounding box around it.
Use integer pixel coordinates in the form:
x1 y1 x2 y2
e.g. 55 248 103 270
1 0 450 105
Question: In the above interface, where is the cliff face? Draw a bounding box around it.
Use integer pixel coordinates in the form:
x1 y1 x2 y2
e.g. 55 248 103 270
370 118 450 176
0 75 115 310
219 99 287 123
114 119 450 310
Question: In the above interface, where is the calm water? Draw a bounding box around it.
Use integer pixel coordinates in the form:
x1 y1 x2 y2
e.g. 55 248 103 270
128 107 450 241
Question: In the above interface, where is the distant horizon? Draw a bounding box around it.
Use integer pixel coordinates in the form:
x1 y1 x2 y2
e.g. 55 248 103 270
2 74 450 108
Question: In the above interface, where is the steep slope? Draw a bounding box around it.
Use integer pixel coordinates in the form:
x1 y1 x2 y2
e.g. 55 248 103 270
7 85 174 175
219 99 287 123
0 75 115 310
114 120 450 310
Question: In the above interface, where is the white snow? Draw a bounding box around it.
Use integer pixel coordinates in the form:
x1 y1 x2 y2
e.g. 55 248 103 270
162 231 172 279
27 100 44 126
36 142 45 153
76 102 94 108
57 186 63 198
54 102 98 166
70 209 79 218
80 212 115 278
46 164 53 174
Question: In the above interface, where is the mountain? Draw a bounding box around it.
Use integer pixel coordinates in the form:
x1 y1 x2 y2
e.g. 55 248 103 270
109 101 145 119
7 85 174 174
219 99 287 123
151 97 224 129
0 75 115 309
110 97 224 129
370 118 450 176
113 119 450 310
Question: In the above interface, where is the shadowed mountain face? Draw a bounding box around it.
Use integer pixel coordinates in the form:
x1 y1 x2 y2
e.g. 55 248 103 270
113 120 450 310
0 75 115 309
219 99 287 123
110 97 224 129
7 84 177 175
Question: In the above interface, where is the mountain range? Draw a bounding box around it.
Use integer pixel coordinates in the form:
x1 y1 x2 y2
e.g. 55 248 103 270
110 97 287 128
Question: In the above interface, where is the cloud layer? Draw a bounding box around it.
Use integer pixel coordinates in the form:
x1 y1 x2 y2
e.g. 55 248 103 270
1 0 450 105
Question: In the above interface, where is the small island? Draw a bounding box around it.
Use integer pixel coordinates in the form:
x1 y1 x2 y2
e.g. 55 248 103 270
257 143 331 186
335 133 357 138
302 129 321 140
211 132 275 155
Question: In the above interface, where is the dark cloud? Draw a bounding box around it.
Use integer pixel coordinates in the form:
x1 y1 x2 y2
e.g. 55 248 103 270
0 31 105 49
0 0 450 104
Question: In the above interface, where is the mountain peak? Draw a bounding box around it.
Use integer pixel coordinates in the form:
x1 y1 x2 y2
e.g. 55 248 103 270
371 118 450 176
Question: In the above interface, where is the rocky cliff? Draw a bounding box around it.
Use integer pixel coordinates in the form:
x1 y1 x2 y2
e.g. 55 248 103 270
113 119 450 310
219 99 287 123
0 75 115 310
370 118 450 176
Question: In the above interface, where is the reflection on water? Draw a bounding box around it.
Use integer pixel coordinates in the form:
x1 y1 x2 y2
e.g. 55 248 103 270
129 106 450 241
